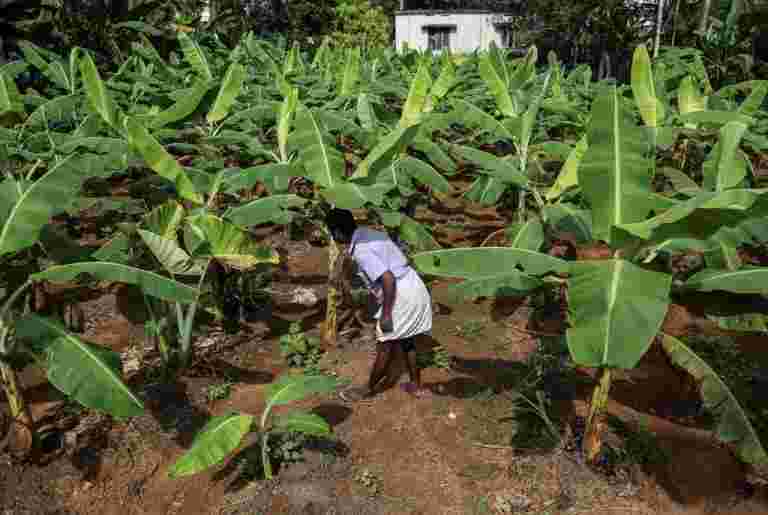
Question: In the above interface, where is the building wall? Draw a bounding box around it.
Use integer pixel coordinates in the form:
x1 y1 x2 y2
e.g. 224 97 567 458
394 11 516 53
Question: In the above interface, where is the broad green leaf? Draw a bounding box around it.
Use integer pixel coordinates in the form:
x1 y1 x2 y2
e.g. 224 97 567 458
702 122 748 191
0 62 27 81
547 134 587 200
737 81 767 117
615 189 768 244
57 137 128 155
223 163 299 193
660 334 768 466
657 167 702 196
631 45 664 128
567 259 672 369
520 71 552 150
224 194 307 227
446 272 543 301
449 99 515 141
413 138 457 174
357 93 377 131
506 218 544 251
187 214 279 270
312 36 330 68
169 412 254 478
18 41 70 90
394 157 451 193
413 247 568 278
548 50 564 100
26 94 83 129
15 314 143 418
150 80 210 129
398 215 441 252
33 262 199 303
178 32 213 81
704 230 742 270
684 267 768 295
292 106 345 188
400 63 432 128
124 117 202 204
542 204 593 243
278 87 299 163
283 42 299 75
339 47 361 97
92 233 132 264
430 57 456 104
0 70 23 114
265 373 339 407
207 62 245 124
508 45 538 91
79 53 119 129
274 410 331 436
142 200 185 239
463 176 507 205
479 51 516 117
0 156 95 256
579 87 653 243
353 125 420 180
679 111 753 126
449 145 526 185
138 229 203 276
678 76 707 129
320 183 391 209
69 48 82 92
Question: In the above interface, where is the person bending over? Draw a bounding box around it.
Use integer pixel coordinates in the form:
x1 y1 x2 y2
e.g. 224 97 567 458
326 208 433 401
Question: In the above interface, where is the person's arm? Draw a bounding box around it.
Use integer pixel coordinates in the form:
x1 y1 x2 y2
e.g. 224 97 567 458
379 271 396 333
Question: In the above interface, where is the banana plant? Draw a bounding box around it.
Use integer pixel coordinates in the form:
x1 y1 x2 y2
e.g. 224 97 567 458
412 83 768 469
0 153 204 457
74 41 288 374
17 42 81 96
113 123 282 373
447 46 552 221
137 201 278 372
168 372 340 480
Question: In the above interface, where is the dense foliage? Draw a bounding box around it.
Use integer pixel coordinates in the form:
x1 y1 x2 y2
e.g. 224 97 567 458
1 30 767 480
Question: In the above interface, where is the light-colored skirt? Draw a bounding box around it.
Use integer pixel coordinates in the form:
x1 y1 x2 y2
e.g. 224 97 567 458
374 268 433 342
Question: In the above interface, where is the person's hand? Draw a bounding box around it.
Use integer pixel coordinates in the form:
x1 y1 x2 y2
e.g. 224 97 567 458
380 315 394 334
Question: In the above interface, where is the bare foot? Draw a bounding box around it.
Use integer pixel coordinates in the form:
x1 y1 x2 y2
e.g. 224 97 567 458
340 385 375 403
400 382 432 399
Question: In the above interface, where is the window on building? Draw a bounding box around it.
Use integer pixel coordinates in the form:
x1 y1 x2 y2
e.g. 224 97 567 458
425 26 453 51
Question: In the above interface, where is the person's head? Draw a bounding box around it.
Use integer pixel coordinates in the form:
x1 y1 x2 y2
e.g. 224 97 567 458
325 208 357 243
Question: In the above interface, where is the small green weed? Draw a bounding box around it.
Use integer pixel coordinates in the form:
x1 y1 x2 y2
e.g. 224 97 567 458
469 495 491 515
205 381 233 402
239 431 308 480
606 416 669 466
279 321 322 373
416 343 452 369
355 467 382 496
453 319 485 340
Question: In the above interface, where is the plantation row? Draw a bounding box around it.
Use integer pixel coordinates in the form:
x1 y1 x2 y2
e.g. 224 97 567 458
1 33 768 479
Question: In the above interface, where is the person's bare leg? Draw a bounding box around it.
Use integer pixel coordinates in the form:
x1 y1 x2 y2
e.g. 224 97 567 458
366 342 395 396
402 341 421 389
400 337 429 397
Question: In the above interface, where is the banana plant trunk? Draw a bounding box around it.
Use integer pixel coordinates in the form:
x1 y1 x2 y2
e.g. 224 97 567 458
583 367 612 463
0 361 34 456
322 236 341 347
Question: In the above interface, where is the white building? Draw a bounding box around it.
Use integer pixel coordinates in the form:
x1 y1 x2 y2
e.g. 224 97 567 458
394 6 520 53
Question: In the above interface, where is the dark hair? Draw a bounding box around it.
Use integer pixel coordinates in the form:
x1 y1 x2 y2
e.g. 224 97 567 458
325 208 357 242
